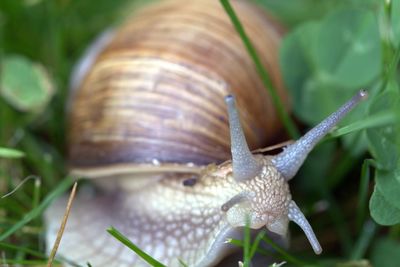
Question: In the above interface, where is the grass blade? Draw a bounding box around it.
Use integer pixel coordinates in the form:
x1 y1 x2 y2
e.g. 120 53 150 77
350 220 378 260
0 242 46 259
356 159 374 231
228 233 307 266
228 238 270 257
1 175 40 199
261 235 307 266
0 176 74 241
330 111 398 138
243 220 251 267
0 259 50 265
0 147 25 158
107 226 167 267
219 0 299 139
178 258 189 267
249 230 266 259
47 181 78 267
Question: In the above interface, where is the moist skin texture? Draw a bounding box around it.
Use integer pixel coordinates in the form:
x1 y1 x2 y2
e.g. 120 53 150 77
45 157 291 267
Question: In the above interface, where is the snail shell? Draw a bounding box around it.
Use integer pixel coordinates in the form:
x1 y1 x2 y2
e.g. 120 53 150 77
45 0 367 266
67 0 288 179
53 1 288 265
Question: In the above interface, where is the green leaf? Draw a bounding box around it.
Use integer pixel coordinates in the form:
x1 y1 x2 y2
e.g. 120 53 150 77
392 0 400 46
280 8 381 125
314 8 381 88
367 83 400 225
256 0 334 26
0 147 25 158
280 21 317 110
257 0 380 27
370 186 400 225
0 55 54 112
371 237 400 267
375 168 400 210
367 84 400 170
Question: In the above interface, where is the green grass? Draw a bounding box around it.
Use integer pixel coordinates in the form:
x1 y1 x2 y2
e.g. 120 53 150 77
220 0 300 139
107 227 167 267
108 223 308 267
0 177 73 241
0 147 25 158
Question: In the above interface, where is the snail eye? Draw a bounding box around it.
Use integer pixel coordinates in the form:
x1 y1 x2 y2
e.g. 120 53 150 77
182 177 197 187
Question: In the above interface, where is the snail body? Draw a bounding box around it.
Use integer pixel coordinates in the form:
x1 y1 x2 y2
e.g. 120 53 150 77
45 0 367 266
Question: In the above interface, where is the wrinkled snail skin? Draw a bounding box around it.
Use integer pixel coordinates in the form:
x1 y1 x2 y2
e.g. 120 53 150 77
44 0 368 266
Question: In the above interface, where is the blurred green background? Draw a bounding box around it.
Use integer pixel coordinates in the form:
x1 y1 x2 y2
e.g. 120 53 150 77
0 0 399 266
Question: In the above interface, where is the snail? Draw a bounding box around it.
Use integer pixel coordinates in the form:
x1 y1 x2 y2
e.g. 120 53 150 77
44 0 368 266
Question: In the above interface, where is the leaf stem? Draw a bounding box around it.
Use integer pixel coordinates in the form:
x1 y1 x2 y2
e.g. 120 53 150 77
350 220 378 260
356 159 374 231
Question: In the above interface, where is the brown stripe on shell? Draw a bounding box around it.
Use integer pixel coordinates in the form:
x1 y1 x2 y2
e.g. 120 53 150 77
68 0 289 174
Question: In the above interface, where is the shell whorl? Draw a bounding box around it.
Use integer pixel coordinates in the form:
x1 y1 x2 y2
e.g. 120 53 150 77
68 0 288 176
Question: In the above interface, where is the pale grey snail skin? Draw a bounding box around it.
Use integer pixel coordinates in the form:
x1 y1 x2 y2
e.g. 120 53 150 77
45 90 367 266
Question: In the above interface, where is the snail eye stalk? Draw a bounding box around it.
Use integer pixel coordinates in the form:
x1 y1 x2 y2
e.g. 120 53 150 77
272 90 368 180
220 191 251 212
288 201 322 254
225 95 261 182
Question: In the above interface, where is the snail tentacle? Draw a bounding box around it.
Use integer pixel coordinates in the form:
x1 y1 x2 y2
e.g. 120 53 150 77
225 95 261 182
221 191 253 212
288 201 322 254
272 90 368 180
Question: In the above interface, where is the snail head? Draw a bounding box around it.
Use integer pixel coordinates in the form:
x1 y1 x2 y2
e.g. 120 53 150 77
221 90 367 254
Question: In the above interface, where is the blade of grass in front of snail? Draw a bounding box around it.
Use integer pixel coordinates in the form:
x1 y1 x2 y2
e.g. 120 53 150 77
47 182 78 267
248 230 266 260
261 235 308 266
0 176 74 241
242 218 251 267
227 232 307 266
107 226 167 267
220 0 300 139
178 258 189 267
